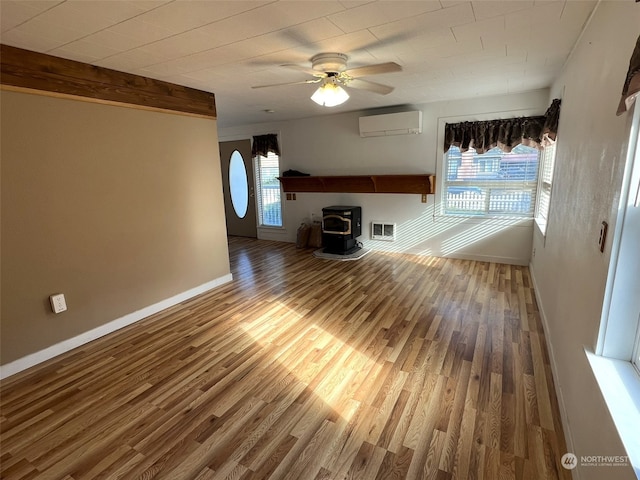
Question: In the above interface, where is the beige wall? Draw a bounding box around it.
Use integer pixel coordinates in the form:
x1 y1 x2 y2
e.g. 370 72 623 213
1 90 230 365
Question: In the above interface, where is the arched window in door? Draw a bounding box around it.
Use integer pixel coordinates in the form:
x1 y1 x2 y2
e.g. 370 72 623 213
229 150 249 219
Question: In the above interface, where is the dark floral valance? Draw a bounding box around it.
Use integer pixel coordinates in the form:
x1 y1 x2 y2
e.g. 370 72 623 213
444 99 562 154
617 34 640 115
252 134 280 157
541 98 561 143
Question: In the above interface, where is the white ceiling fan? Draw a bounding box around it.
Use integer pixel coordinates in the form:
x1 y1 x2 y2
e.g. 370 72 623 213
252 53 402 107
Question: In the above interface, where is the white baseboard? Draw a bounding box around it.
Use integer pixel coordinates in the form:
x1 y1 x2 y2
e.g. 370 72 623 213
0 274 233 380
257 227 290 243
529 263 578 479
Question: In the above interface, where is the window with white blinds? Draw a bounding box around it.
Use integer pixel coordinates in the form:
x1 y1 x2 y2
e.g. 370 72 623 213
254 152 282 227
535 137 557 234
443 144 540 217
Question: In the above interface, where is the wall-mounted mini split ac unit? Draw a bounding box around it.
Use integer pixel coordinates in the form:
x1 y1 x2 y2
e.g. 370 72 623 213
371 221 396 241
359 111 422 137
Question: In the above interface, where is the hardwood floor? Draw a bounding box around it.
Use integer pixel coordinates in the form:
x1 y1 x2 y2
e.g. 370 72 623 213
1 237 571 480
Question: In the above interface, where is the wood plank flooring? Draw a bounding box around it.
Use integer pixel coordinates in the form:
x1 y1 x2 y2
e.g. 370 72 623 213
1 237 571 480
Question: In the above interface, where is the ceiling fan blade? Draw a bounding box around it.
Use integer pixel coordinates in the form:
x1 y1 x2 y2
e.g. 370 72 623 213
346 78 394 95
251 79 322 89
343 62 402 78
280 63 325 77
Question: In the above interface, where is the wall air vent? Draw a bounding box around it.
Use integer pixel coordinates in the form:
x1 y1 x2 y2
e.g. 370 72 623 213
371 221 396 241
359 111 422 137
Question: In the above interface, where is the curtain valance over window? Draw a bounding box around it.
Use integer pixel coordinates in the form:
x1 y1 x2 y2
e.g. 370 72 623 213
541 98 561 143
444 98 561 154
252 134 280 157
617 34 640 115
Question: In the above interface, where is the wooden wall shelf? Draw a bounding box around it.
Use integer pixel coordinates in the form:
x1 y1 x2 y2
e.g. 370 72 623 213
277 174 435 195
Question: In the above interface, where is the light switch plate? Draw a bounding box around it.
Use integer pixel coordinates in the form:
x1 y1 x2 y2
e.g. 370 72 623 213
50 293 67 314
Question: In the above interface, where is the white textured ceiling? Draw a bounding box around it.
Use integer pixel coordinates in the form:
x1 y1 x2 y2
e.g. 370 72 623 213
0 0 597 128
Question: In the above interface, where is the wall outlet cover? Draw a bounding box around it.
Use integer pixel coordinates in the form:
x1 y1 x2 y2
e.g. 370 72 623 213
50 293 67 314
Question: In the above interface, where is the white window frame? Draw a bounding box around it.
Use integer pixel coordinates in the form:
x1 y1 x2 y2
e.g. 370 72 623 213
253 151 283 228
436 110 547 223
441 144 541 219
633 313 640 375
596 101 640 368
535 135 557 235
588 100 640 473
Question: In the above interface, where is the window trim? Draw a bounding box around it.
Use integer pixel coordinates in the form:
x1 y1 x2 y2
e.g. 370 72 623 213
591 100 640 475
597 102 640 359
436 109 548 221
633 314 640 375
534 136 557 236
253 150 283 229
584 350 640 475
441 142 540 219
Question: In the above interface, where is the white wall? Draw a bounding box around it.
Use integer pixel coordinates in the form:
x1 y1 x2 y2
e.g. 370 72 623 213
219 89 549 265
530 2 640 479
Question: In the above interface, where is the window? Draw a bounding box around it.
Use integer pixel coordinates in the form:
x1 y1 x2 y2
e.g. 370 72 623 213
535 136 557 234
442 144 540 217
254 151 282 227
590 101 640 472
229 150 249 219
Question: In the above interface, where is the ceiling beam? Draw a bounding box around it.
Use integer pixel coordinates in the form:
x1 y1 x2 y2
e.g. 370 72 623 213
0 44 216 119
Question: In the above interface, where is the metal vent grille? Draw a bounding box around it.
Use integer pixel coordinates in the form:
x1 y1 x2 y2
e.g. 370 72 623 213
371 221 396 241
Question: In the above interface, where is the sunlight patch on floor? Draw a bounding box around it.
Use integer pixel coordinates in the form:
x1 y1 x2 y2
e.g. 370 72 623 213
240 301 379 421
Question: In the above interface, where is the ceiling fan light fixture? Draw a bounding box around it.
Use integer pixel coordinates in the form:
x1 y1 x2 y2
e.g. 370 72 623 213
310 79 349 107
